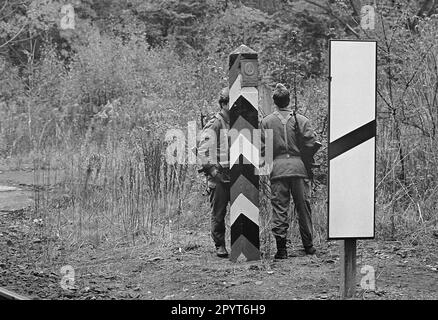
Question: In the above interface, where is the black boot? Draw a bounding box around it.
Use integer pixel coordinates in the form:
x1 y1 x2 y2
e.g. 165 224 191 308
304 245 316 255
216 245 229 258
274 237 287 259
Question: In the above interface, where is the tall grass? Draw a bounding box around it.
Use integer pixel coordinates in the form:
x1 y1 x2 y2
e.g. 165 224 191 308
10 36 218 253
31 136 198 250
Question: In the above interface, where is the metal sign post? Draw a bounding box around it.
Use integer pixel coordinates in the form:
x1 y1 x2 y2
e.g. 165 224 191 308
328 40 377 298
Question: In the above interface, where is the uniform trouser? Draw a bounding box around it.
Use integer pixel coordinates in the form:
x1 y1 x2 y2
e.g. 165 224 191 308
209 181 230 247
270 177 313 248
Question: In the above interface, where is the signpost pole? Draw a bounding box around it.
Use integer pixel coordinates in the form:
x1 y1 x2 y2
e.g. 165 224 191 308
340 239 357 298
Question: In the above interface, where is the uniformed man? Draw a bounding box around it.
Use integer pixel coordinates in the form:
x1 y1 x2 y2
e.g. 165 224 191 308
261 83 318 259
197 87 230 258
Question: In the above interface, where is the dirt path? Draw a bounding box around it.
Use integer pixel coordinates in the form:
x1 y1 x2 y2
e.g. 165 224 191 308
0 169 437 300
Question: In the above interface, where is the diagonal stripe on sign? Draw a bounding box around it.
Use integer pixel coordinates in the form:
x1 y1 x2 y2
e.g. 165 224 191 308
230 235 260 262
230 174 259 207
229 234 260 262
230 134 260 167
329 120 376 160
230 194 259 226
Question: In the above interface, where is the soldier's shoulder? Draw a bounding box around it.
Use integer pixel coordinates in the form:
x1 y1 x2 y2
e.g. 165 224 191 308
205 113 219 125
262 113 277 123
202 113 221 129
295 112 310 122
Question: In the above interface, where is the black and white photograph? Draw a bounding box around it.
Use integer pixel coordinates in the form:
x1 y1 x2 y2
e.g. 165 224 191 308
0 0 437 306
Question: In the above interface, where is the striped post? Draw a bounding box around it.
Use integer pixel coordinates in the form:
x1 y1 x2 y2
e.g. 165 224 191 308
228 45 260 262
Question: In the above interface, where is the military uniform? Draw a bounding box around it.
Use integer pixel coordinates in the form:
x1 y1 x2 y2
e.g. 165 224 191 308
261 84 318 257
197 106 230 255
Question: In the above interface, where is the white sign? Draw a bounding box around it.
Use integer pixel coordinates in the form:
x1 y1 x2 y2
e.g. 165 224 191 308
328 40 376 239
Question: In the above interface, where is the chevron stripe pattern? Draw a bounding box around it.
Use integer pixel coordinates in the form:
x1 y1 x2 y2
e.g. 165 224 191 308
228 45 260 262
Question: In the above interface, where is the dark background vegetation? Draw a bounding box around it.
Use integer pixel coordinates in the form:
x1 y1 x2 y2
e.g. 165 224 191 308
0 0 437 250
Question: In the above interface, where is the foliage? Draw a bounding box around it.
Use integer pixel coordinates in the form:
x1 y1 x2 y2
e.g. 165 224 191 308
0 0 437 243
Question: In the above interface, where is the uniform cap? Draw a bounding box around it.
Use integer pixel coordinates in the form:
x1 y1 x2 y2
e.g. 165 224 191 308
272 83 289 98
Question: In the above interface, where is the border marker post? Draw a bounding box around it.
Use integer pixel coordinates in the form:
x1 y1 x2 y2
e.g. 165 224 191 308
228 45 260 262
